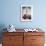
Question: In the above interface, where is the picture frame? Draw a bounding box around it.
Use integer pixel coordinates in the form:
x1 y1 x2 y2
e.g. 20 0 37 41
21 5 33 21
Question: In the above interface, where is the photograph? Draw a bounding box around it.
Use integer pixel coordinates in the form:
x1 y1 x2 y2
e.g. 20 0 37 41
21 5 33 21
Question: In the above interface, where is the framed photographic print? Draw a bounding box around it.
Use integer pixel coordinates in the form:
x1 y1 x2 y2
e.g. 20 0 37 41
21 5 33 21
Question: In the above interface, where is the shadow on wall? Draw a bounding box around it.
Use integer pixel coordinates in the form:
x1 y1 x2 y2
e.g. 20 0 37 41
0 24 7 43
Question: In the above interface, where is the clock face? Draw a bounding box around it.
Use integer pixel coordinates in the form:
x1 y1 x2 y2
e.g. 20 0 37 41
21 5 33 21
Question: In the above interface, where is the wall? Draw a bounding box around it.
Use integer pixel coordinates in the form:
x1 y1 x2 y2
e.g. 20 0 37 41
0 0 46 43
